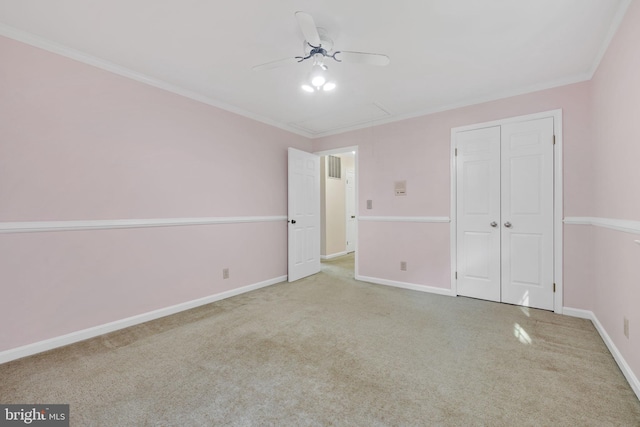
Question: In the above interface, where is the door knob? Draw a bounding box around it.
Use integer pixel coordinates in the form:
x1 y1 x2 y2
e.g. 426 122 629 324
504 222 512 228
490 221 498 227
351 216 356 219
289 219 296 224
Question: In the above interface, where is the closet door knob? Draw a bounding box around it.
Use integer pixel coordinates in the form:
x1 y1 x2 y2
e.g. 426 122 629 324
490 221 498 227
504 222 512 228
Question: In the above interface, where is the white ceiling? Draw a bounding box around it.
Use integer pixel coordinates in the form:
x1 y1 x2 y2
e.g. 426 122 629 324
0 1 630 138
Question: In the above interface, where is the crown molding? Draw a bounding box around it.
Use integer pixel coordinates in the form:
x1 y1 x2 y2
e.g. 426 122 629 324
310 73 590 139
587 0 634 79
2 0 632 141
0 24 313 139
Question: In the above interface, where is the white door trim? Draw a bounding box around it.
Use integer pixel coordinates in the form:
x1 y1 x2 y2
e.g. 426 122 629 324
345 168 356 253
450 109 563 313
314 146 359 276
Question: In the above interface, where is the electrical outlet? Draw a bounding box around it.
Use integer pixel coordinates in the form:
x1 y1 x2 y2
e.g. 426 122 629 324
223 268 230 279
367 200 373 210
400 261 407 271
624 316 629 339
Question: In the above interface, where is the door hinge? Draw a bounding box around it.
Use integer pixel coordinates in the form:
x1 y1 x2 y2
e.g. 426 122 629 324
553 135 556 145
553 283 556 293
455 148 458 156
455 271 458 280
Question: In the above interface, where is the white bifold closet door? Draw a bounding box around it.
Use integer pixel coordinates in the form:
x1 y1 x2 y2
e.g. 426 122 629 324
456 117 554 310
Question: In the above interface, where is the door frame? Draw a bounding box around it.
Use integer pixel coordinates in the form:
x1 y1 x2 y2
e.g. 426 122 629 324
450 109 563 313
314 145 359 276
345 168 356 253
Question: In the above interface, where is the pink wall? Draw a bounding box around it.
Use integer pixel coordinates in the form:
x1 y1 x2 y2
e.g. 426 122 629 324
358 222 450 287
0 36 310 352
0 37 306 221
562 225 594 310
314 82 593 296
590 0 640 381
0 223 286 350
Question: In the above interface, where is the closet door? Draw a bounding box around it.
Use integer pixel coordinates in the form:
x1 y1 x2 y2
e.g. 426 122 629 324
500 117 554 310
455 117 555 310
456 126 501 302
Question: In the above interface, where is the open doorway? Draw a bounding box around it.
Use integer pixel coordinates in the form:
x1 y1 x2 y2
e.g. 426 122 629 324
315 146 358 277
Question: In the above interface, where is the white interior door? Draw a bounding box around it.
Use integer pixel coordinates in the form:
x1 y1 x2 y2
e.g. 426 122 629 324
456 126 502 302
455 117 554 310
501 118 554 310
345 169 356 253
288 148 321 282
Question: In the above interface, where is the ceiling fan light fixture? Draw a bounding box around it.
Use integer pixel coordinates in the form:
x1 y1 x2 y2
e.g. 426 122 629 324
322 82 336 91
309 63 328 88
311 75 326 87
302 60 336 93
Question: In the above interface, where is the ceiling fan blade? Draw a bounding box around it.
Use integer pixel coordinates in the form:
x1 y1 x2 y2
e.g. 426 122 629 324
295 11 321 47
252 57 299 71
336 51 390 66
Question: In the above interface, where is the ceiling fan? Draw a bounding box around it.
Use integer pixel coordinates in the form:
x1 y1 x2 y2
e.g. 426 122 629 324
253 11 390 91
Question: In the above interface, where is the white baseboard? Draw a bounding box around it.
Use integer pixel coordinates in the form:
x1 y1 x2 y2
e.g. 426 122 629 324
356 274 455 297
321 251 349 260
0 275 287 365
561 307 593 319
564 306 640 401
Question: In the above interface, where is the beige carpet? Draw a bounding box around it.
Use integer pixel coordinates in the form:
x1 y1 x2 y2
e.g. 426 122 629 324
1 253 639 426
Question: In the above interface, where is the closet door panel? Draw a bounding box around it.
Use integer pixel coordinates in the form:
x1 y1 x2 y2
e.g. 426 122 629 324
456 126 501 302
500 117 554 310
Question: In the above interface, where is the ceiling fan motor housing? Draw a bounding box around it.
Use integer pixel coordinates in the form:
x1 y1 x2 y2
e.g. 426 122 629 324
302 27 334 53
252 12 388 71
